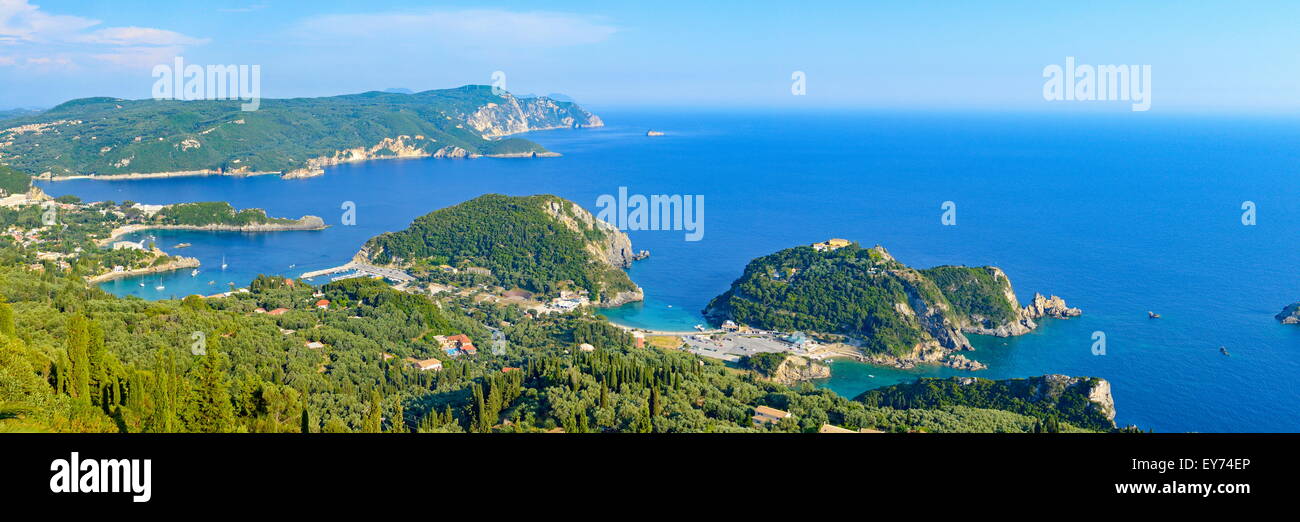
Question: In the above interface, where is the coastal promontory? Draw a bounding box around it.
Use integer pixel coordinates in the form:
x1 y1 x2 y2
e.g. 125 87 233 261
359 194 643 307
703 241 1079 369
0 86 602 180
856 374 1119 432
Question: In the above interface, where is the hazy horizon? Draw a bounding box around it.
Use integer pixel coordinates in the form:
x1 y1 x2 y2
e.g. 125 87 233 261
3 0 1299 114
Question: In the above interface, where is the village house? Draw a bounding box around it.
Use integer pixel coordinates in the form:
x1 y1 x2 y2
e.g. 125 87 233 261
406 357 442 371
267 308 290 316
315 299 330 310
752 405 792 426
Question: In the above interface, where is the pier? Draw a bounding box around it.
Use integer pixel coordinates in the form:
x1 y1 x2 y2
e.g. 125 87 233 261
300 262 416 283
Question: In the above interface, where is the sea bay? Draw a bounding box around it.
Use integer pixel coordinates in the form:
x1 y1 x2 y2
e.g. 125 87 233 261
39 109 1300 432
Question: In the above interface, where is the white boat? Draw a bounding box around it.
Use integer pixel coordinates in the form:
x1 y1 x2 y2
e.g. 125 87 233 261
221 255 228 270
155 285 165 291
191 269 200 277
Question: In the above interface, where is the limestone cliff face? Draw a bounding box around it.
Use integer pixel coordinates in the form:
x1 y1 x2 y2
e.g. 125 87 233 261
541 199 635 269
467 95 604 139
939 267 1080 338
959 267 1037 337
1030 374 1116 426
1022 293 1082 320
284 136 468 178
770 355 831 385
538 198 643 307
891 267 974 352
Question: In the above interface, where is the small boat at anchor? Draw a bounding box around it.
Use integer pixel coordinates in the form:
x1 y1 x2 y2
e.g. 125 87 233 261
1148 311 1161 319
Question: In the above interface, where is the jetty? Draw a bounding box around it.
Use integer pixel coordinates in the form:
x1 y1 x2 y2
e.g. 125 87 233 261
300 262 415 283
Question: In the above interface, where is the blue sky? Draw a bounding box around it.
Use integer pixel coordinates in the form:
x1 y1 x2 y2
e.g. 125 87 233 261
2 0 1298 112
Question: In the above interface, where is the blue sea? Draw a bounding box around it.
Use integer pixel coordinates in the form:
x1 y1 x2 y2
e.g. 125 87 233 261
38 109 1300 432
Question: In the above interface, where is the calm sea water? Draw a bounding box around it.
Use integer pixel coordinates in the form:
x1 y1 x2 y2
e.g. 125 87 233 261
39 109 1300 432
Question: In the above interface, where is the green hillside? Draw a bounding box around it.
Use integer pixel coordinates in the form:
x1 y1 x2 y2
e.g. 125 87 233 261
0 265 1111 434
0 165 31 195
0 86 601 178
857 375 1119 432
704 243 956 356
364 194 639 304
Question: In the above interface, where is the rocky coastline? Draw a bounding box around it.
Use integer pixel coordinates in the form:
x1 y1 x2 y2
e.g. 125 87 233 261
770 355 831 385
1276 302 1300 324
86 254 200 284
98 216 327 247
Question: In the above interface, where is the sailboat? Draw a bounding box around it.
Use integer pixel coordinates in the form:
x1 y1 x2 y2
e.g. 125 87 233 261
221 255 228 270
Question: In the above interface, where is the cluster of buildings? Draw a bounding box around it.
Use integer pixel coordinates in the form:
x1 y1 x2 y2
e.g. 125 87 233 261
548 290 590 313
395 333 478 372
5 225 48 248
811 238 852 252
433 334 477 357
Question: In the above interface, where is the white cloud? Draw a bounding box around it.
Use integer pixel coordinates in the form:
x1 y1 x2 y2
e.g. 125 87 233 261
77 26 208 46
0 0 98 44
0 0 206 69
292 8 617 49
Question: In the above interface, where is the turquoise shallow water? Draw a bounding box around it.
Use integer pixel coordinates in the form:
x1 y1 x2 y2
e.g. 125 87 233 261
39 109 1300 432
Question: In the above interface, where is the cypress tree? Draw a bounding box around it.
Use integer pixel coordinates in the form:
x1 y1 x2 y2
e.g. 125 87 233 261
363 390 383 433
301 407 311 433
65 315 90 402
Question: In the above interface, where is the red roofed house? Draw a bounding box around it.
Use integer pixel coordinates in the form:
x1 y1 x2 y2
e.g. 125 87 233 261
267 308 290 316
446 334 476 355
315 299 330 309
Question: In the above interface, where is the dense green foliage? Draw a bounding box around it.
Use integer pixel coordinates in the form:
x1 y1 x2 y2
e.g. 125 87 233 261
0 262 1097 433
155 202 291 226
856 376 1115 432
367 194 636 301
743 352 788 377
0 87 600 177
705 244 947 356
0 165 31 195
920 266 1019 327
